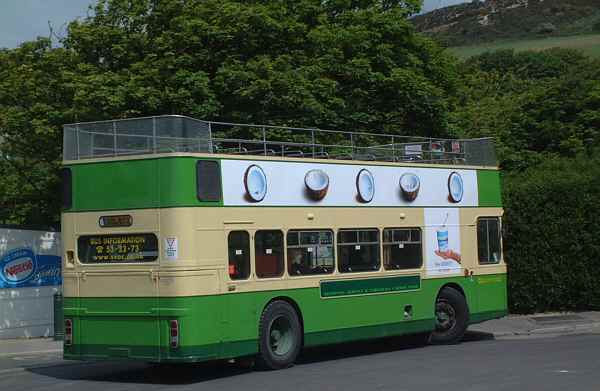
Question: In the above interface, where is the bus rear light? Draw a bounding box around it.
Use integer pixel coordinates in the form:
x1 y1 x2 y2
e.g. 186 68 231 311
169 320 179 349
64 319 73 345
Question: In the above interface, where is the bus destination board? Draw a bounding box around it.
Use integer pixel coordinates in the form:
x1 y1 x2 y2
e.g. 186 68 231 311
77 234 158 263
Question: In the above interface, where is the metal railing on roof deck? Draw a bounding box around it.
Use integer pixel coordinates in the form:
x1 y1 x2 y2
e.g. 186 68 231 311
62 115 498 166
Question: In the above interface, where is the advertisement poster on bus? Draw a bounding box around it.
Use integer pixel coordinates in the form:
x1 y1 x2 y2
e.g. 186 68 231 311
221 159 479 208
424 208 462 276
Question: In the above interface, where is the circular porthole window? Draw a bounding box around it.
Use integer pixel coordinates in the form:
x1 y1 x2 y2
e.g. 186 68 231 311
356 169 375 203
448 172 464 203
244 165 267 202
305 169 329 201
399 173 420 202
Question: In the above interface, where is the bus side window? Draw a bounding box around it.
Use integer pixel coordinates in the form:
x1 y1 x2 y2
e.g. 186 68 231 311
383 228 422 270
337 229 380 273
61 168 72 210
287 230 334 276
477 217 502 264
255 230 284 278
228 231 250 280
196 160 222 202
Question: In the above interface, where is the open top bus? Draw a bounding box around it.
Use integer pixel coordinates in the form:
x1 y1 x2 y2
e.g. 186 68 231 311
61 115 505 369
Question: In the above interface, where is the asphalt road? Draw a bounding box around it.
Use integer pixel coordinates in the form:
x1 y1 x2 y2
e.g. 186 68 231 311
1 332 599 391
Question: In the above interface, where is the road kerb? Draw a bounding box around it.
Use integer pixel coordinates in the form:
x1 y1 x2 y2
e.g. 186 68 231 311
490 322 600 338
0 349 62 358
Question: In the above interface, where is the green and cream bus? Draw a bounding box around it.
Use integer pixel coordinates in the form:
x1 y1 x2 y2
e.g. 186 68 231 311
61 115 506 369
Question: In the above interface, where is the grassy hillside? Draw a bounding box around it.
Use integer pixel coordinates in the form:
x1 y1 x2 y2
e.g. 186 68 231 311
414 0 600 47
449 34 600 59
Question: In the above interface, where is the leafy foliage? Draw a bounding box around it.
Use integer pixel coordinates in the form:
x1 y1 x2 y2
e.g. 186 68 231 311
450 48 600 313
0 0 456 226
450 48 600 170
63 0 449 134
0 39 77 227
503 154 600 313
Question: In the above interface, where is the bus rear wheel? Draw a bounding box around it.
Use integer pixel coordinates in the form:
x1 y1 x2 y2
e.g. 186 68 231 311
256 301 302 370
430 287 469 344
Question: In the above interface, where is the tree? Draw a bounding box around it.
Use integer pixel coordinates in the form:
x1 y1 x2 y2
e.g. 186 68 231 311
63 0 453 134
0 0 458 226
450 48 600 170
0 39 77 226
503 152 600 313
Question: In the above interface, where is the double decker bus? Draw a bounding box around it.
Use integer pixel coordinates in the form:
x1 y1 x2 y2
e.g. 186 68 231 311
61 115 505 369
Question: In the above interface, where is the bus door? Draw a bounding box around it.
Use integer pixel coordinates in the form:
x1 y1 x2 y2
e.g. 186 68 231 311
76 232 161 360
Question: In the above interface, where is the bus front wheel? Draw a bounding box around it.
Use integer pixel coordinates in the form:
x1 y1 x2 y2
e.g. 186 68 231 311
256 301 302 370
430 287 469 344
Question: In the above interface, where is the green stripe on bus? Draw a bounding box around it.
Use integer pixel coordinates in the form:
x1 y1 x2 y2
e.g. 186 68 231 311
62 274 506 363
67 157 221 211
64 319 435 362
477 170 503 207
321 275 420 298
65 309 509 364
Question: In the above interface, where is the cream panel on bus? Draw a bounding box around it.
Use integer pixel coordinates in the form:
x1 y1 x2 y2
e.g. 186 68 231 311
62 272 78 297
73 209 159 234
63 206 504 297
215 206 424 231
61 213 76 271
158 270 219 296
78 270 158 297
159 208 196 268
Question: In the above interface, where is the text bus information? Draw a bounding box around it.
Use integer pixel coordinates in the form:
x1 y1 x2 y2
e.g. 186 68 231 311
77 234 159 263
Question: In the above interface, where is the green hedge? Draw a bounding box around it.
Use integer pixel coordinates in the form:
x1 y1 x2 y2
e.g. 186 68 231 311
503 155 600 313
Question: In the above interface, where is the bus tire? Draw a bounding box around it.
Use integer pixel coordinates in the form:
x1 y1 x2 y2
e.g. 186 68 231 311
256 301 302 370
430 287 469 345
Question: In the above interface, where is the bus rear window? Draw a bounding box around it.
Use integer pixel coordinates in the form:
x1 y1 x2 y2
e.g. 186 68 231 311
61 168 72 209
77 233 159 263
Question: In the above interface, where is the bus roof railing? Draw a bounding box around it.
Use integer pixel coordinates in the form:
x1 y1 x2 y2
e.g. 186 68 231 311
63 115 497 166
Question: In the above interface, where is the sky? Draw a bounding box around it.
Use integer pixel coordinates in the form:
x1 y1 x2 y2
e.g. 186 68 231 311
0 0 94 48
0 0 470 49
422 0 470 13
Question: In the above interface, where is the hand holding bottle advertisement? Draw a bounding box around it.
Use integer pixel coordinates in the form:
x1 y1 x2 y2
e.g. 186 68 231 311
434 218 462 264
425 209 462 275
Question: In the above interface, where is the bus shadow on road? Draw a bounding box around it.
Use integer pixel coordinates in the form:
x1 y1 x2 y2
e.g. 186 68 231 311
298 333 431 365
297 330 493 365
26 331 493 385
27 360 252 385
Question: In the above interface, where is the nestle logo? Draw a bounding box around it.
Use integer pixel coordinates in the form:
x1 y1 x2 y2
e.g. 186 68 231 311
0 249 37 284
5 259 33 277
